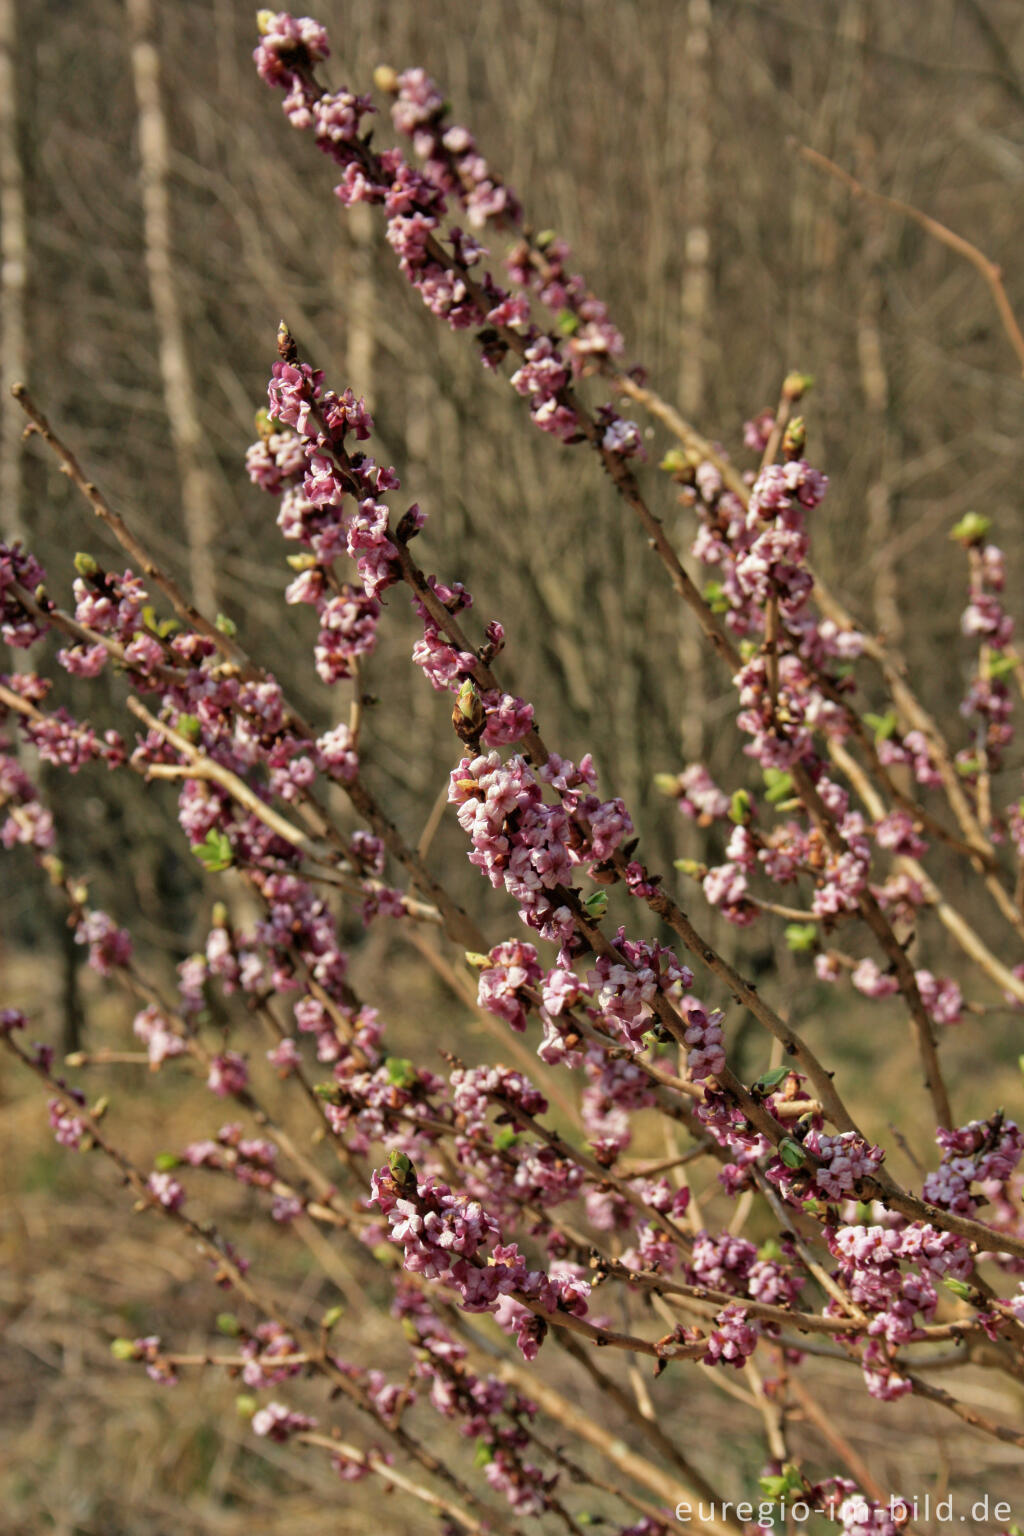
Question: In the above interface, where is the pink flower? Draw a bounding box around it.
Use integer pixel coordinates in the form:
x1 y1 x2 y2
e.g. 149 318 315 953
207 1052 249 1098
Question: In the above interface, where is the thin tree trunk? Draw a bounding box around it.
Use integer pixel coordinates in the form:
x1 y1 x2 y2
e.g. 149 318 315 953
676 0 713 768
0 0 27 544
343 201 376 400
126 0 218 617
856 135 903 646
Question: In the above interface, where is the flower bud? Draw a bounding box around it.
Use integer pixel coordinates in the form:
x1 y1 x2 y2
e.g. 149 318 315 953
781 415 805 460
452 679 485 746
782 371 814 401
456 679 483 725
373 64 399 94
950 510 991 546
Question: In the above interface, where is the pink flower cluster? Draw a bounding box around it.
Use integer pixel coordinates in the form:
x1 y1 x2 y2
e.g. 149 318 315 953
829 1222 973 1395
370 1159 589 1357
253 14 642 454
923 1116 1024 1261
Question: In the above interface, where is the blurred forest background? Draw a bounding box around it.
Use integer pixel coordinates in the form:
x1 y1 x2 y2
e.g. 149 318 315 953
3 0 1024 1531
4 0 1024 993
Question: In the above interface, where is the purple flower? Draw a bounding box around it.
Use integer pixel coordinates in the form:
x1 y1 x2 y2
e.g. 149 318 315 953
251 1401 318 1443
207 1052 249 1098
147 1171 186 1211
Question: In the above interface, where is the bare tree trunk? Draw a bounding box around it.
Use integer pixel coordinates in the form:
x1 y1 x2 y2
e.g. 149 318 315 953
343 202 376 401
0 0 27 544
676 0 713 767
856 145 903 648
126 0 218 617
677 0 713 426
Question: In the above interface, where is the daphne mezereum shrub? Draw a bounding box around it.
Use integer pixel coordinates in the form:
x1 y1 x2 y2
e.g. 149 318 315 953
3 11 1024 1534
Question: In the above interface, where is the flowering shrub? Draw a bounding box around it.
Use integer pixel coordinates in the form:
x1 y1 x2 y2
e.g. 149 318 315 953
3 11 1024 1532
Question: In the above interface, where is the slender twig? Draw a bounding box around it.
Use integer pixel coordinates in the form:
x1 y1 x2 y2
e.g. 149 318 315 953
791 140 1024 377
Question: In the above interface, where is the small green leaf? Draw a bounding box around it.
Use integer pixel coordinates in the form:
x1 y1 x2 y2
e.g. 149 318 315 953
216 1313 240 1336
785 923 818 953
384 1057 417 1089
192 830 233 872
556 309 580 336
942 1276 973 1300
74 551 100 578
864 711 897 743
142 605 179 638
654 772 682 797
153 1152 180 1173
673 858 705 878
494 1127 520 1152
729 788 751 824
235 1393 258 1420
764 769 794 804
758 1463 804 1502
986 650 1018 681
779 1137 807 1168
214 613 237 636
950 510 991 545
581 890 608 920
321 1305 345 1330
753 1066 791 1093
473 1439 494 1468
110 1337 138 1361
176 713 201 743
